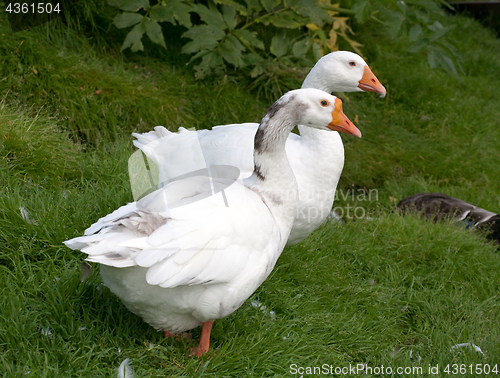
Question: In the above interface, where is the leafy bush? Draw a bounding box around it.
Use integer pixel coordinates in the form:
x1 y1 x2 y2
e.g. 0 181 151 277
110 0 463 83
359 0 463 75
104 1 461 104
108 0 369 99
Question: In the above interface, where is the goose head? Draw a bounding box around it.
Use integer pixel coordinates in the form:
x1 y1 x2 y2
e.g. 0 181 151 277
302 51 386 97
253 89 360 184
267 88 362 138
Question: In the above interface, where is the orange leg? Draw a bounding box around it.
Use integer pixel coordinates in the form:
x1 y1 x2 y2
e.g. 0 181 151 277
164 330 192 341
190 321 214 357
164 330 176 338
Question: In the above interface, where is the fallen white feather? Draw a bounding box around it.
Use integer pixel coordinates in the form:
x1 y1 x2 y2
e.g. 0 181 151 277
117 358 134 378
250 299 276 319
41 327 52 338
450 342 484 355
19 206 38 225
409 349 422 362
327 210 344 223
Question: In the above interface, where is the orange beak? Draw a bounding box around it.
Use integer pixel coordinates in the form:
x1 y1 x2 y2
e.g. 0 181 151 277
358 66 386 97
328 98 362 138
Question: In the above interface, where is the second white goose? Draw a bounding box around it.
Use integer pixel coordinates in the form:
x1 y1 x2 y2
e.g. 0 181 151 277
133 51 385 245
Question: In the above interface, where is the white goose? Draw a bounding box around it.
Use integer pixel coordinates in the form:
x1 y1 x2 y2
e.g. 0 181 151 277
64 89 360 356
133 51 386 245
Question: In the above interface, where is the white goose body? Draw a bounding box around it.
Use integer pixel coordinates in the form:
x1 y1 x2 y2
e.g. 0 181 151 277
64 89 360 355
134 51 385 245
95 180 283 332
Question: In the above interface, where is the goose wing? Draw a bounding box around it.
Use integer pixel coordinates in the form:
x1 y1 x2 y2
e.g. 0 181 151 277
65 176 279 288
133 124 258 183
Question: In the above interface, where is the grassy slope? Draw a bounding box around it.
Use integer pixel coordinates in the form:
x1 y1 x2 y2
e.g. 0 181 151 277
1 3 500 376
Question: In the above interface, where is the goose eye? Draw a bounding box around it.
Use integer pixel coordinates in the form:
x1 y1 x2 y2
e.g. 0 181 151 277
349 61 356 66
320 100 329 107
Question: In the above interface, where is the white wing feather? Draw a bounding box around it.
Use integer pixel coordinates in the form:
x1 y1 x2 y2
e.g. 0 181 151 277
65 176 278 288
132 124 258 181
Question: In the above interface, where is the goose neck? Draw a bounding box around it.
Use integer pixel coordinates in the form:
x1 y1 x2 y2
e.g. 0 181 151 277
250 110 296 186
301 67 331 94
246 110 299 231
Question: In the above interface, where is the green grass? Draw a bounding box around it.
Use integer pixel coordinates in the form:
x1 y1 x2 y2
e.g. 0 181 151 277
1 1 500 376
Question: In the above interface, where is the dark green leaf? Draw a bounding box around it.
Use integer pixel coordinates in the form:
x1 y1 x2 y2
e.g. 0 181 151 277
294 0 330 25
396 0 407 15
233 29 264 49
407 38 427 53
281 56 295 66
414 11 431 24
312 28 327 50
351 0 371 23
244 0 262 13
193 1 224 27
250 63 265 78
439 40 461 59
171 0 192 28
415 0 442 13
188 49 209 63
409 24 422 42
150 1 192 27
427 20 443 32
218 35 245 67
270 31 289 58
183 41 215 55
427 44 460 75
266 9 303 29
312 41 322 62
427 49 438 69
242 52 264 66
414 10 430 24
261 0 280 12
292 37 310 58
182 25 226 54
384 10 405 39
439 53 458 76
430 24 456 42
113 12 143 29
121 23 145 51
214 0 247 15
150 4 175 23
222 4 237 29
182 24 226 41
193 52 224 78
143 19 166 48
108 0 149 12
